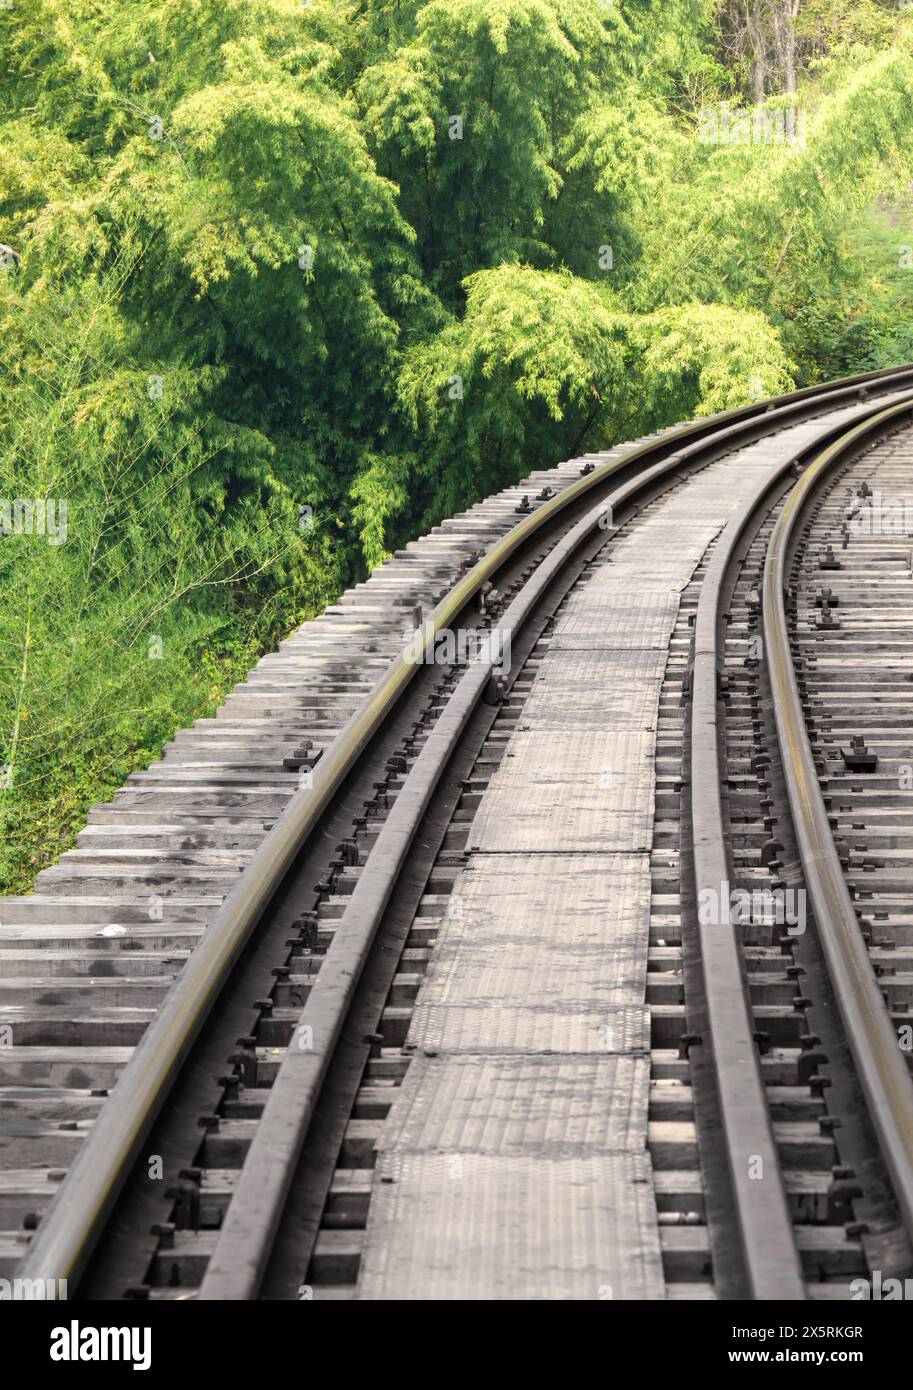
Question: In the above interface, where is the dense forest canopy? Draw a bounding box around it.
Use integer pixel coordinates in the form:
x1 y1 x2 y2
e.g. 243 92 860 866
2 0 913 888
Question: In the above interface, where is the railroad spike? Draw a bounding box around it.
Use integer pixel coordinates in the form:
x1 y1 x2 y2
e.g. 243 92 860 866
483 672 508 706
170 1182 202 1232
827 1180 864 1222
842 736 878 772
151 1222 176 1248
678 1032 702 1059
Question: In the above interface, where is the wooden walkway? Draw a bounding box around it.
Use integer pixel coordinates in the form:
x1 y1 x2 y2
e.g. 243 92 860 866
354 404 881 1300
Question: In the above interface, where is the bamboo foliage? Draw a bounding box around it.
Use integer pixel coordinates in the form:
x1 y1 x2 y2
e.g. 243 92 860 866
1 0 912 887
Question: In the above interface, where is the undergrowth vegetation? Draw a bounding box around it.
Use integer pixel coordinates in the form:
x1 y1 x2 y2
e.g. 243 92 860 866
2 0 912 888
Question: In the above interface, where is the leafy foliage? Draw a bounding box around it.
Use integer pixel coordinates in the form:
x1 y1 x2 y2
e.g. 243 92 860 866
1 0 912 888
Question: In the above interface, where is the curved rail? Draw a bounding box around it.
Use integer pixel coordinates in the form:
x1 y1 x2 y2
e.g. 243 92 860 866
763 396 913 1241
198 448 727 1297
691 472 810 1300
17 367 913 1294
686 390 913 1297
213 386 913 1300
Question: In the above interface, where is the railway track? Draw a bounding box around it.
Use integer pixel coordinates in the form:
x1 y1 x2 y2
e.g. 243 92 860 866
5 368 913 1301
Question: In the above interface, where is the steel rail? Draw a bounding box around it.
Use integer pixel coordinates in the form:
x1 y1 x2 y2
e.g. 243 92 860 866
692 475 809 1301
17 367 913 1295
689 390 913 1300
198 387 913 1298
685 395 913 1299
197 446 725 1298
763 396 913 1243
